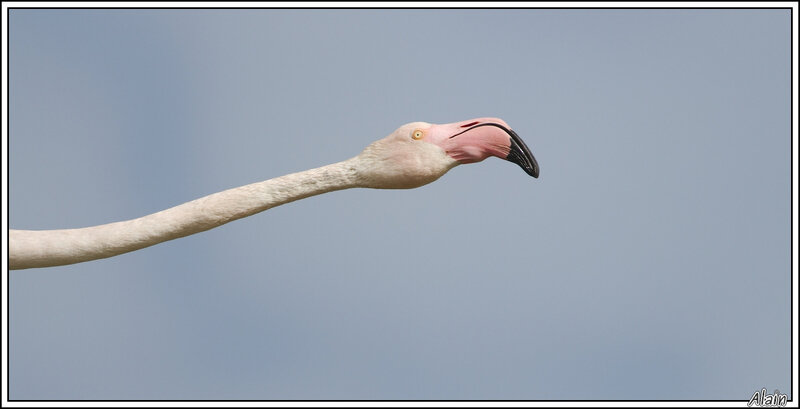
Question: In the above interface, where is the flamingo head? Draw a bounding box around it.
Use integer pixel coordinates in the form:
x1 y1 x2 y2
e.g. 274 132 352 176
356 117 539 189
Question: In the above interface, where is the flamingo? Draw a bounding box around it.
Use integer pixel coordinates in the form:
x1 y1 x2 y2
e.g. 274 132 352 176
9 117 539 270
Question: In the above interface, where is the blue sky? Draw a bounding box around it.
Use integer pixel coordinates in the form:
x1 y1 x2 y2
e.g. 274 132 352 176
8 8 792 400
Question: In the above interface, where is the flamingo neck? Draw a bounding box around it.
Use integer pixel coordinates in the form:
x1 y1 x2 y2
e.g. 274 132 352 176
9 158 362 269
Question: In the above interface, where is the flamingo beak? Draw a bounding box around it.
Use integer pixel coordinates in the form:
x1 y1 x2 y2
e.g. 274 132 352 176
504 127 539 178
434 118 540 178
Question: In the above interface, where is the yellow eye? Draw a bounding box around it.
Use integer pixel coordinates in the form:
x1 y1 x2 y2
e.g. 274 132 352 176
412 129 424 140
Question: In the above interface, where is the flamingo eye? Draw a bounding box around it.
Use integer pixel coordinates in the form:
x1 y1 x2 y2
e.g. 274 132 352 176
412 130 424 140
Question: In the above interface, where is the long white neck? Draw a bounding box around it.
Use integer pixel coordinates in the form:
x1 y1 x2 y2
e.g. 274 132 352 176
9 158 362 270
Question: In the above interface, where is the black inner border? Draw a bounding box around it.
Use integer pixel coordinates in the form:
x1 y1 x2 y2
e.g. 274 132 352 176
3 4 795 404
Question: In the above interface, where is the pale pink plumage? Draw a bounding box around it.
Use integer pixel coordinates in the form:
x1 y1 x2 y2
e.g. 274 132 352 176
10 117 538 269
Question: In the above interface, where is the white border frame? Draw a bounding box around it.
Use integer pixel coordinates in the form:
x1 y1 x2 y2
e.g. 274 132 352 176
2 2 797 408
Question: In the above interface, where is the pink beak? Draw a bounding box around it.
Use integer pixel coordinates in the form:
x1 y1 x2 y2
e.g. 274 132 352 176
427 117 539 178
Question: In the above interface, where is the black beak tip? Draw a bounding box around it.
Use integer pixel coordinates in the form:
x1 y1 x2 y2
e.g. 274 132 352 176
521 159 539 178
505 128 539 179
